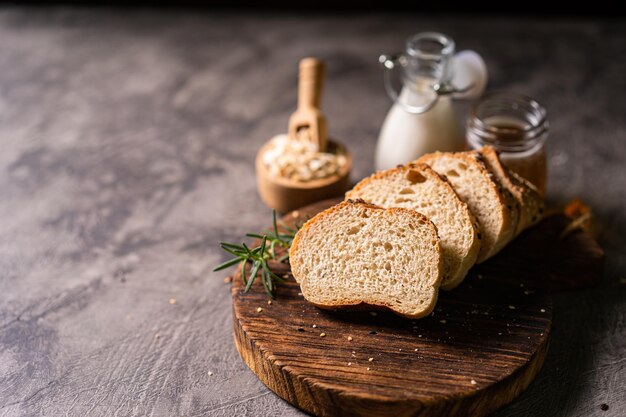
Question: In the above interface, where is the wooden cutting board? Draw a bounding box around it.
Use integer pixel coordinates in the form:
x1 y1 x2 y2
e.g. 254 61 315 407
231 199 604 417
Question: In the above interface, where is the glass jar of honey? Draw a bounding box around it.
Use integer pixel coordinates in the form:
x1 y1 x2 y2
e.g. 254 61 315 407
466 92 548 195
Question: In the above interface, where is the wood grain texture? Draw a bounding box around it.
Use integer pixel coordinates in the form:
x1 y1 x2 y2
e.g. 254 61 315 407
231 199 599 417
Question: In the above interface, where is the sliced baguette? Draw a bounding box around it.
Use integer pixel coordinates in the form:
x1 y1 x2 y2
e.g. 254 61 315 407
417 151 515 263
479 146 545 236
346 163 480 290
289 200 443 319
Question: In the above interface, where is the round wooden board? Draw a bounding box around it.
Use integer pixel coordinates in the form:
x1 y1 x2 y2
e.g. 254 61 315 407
231 199 602 417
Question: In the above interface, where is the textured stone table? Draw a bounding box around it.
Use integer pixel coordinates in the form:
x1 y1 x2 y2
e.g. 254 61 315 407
0 7 624 417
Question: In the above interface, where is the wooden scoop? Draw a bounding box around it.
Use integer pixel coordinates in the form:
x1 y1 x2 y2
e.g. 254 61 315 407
288 58 328 152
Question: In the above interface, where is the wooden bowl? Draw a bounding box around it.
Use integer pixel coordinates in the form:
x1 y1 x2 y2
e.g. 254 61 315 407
255 139 352 213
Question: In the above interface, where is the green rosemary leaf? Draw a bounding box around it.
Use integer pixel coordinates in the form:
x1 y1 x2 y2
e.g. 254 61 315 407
245 260 261 292
277 253 290 262
259 236 267 255
266 271 275 296
260 269 272 296
220 241 244 249
213 257 242 272
219 244 245 256
245 233 265 239
241 257 248 285
270 240 276 259
278 223 297 234
272 210 279 239
262 262 285 283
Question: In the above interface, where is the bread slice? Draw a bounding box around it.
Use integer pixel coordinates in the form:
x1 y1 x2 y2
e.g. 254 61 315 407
346 163 480 290
289 200 443 319
416 151 515 263
508 170 546 234
479 146 545 236
475 152 520 247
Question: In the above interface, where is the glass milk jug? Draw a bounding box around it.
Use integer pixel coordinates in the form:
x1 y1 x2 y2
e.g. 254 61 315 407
376 32 488 171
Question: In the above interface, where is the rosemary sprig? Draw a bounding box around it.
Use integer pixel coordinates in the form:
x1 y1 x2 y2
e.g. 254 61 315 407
214 210 300 297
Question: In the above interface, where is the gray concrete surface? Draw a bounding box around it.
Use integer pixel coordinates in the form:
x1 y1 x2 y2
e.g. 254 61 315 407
0 7 624 417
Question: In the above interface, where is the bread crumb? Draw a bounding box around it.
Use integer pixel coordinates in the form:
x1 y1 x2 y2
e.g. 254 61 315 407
524 290 533 295
347 336 353 341
540 308 546 313
367 367 371 371
347 362 352 366
477 274 483 280
471 379 477 385
256 307 263 313
414 348 418 351
399 348 402 351
418 334 422 338
312 324 317 328
498 332 502 336
155 333 160 339
369 312 377 317
208 371 213 376
223 276 233 283
297 292 303 296
439 320 447 324
292 210 300 217
508 305 516 310
267 300 273 305
169 298 177 305
320 333 326 337
368 357 374 362
283 274 290 279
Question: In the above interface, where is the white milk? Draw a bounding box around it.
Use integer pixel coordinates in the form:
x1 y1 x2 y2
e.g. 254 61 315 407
375 88 464 171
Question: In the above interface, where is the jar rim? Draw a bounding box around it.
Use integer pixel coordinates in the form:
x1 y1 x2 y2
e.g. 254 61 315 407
469 91 547 135
406 32 455 60
467 91 548 152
